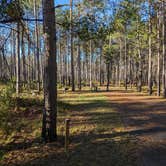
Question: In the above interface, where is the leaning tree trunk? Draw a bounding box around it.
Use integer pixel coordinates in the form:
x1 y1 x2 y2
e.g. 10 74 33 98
42 0 57 142
34 0 40 91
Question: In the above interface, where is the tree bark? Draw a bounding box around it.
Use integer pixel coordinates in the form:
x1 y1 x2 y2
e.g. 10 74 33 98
157 9 161 96
106 62 110 91
22 30 27 85
162 1 166 97
148 0 153 95
34 0 40 91
77 39 81 90
16 22 20 95
89 40 92 89
119 38 122 87
42 0 57 142
124 36 127 90
70 0 75 91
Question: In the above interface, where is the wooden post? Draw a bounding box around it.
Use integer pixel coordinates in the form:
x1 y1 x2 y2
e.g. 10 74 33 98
15 96 20 112
65 119 70 153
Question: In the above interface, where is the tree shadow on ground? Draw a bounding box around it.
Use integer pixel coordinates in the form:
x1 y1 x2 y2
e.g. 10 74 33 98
1 132 138 166
0 94 138 166
2 90 166 166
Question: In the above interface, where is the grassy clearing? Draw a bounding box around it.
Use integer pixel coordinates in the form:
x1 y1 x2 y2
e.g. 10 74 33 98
0 85 138 166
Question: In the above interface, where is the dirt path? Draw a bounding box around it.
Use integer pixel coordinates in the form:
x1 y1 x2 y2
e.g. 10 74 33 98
107 90 166 166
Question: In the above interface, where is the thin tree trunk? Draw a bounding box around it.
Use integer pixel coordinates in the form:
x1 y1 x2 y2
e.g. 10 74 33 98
119 38 122 87
16 22 20 95
157 9 161 96
138 45 142 92
162 1 166 97
90 40 92 89
124 36 127 90
70 0 75 91
148 0 153 95
34 0 40 91
99 44 103 86
77 39 81 90
22 30 26 86
106 62 110 91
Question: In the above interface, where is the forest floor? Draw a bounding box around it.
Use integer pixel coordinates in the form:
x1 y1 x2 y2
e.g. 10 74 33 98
0 86 165 166
106 89 166 166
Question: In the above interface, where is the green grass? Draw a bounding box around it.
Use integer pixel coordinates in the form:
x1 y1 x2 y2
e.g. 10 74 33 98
0 85 138 166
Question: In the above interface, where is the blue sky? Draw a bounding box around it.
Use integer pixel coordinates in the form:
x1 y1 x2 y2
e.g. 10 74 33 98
55 0 69 5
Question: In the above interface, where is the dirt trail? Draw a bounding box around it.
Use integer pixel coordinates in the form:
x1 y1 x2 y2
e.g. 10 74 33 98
107 90 166 166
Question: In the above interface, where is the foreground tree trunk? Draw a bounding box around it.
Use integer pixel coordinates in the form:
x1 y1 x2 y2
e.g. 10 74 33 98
42 0 57 142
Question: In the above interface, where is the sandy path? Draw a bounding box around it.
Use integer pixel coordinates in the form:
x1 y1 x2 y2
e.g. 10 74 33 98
107 90 166 166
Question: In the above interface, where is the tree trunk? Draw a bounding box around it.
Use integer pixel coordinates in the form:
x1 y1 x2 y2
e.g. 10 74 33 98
27 28 31 88
124 36 127 90
89 40 92 89
77 39 81 90
99 44 103 86
16 22 20 95
148 0 153 95
119 38 122 87
157 9 161 96
106 62 110 91
70 0 75 91
42 0 57 142
162 1 166 97
34 0 40 91
138 46 142 92
22 30 26 86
